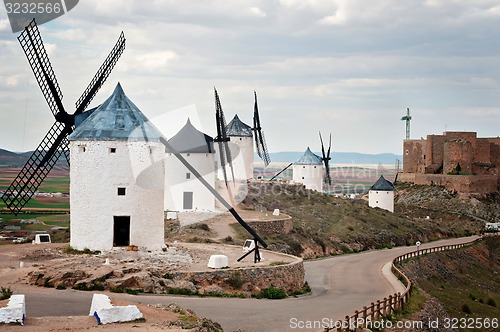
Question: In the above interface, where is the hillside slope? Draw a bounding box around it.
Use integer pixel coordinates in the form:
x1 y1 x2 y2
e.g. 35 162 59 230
398 236 499 332
240 182 485 258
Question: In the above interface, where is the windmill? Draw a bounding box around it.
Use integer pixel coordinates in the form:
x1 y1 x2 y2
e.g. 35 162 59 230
319 131 332 186
213 88 235 188
1 19 125 215
252 91 271 166
401 108 412 140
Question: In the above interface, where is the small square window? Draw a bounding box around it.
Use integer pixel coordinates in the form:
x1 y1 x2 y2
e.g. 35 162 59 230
117 187 126 196
302 177 304 179
186 173 191 179
79 145 86 153
110 148 117 153
186 153 191 157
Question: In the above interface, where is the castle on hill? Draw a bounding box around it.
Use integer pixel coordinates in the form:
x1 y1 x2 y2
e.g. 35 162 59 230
399 131 500 194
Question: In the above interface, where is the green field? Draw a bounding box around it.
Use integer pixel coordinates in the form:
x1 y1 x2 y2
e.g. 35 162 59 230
0 168 69 193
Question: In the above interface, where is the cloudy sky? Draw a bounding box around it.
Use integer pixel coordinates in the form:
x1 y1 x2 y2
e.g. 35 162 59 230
1 0 500 155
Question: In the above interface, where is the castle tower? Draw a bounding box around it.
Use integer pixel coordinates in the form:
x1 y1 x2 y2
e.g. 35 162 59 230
368 175 394 213
68 83 165 251
165 119 216 211
223 114 254 181
292 147 323 192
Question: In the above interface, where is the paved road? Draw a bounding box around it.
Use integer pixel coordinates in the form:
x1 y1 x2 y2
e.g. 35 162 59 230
19 236 478 332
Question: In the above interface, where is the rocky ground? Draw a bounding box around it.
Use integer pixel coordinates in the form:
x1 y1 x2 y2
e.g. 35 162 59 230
0 206 304 331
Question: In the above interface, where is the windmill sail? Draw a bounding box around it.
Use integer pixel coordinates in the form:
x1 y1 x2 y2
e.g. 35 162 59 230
253 91 271 166
1 19 125 214
214 88 235 187
319 131 332 186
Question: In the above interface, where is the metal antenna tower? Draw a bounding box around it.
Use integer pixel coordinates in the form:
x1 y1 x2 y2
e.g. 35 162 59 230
401 108 412 139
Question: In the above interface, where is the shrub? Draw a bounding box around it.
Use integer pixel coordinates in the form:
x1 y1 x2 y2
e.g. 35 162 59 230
227 272 244 289
222 236 233 243
110 286 125 293
167 287 196 296
126 289 143 295
56 284 66 290
486 297 497 307
461 303 472 314
258 286 287 299
0 287 13 300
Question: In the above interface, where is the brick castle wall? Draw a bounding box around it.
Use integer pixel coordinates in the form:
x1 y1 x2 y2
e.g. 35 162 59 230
398 173 497 194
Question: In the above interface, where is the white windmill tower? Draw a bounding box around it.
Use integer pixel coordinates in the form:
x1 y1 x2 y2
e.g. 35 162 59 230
292 147 324 192
165 119 216 211
368 175 395 212
225 114 254 181
68 83 166 251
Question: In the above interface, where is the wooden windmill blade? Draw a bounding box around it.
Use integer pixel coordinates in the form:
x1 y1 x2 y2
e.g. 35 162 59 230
214 88 235 187
75 32 125 115
319 131 332 186
1 19 125 214
17 19 66 118
253 91 271 167
2 122 69 214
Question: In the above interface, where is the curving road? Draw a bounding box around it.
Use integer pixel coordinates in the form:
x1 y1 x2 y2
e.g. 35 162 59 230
19 236 478 331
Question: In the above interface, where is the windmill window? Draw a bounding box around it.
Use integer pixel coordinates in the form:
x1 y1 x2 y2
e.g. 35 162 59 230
376 201 379 204
239 138 242 140
314 166 317 168
303 166 306 169
302 177 304 180
186 173 191 179
187 153 191 157
117 187 126 196
405 150 409 155
110 148 117 154
79 145 86 153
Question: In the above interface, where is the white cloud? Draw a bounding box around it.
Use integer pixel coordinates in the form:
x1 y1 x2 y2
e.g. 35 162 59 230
249 6 266 18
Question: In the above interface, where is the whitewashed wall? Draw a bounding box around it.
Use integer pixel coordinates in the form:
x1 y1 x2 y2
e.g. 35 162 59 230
368 190 394 213
164 152 216 211
70 140 165 251
292 164 324 192
216 137 254 181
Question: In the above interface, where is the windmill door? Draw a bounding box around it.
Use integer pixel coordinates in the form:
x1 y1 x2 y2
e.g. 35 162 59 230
113 216 130 246
183 192 193 210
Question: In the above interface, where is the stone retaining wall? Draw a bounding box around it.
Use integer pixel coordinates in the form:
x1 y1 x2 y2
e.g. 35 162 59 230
247 215 293 235
168 256 304 296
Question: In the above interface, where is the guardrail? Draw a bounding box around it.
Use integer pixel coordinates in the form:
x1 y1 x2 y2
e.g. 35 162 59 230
325 236 488 332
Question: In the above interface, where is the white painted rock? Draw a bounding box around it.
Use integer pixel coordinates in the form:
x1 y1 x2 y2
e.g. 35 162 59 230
207 255 229 269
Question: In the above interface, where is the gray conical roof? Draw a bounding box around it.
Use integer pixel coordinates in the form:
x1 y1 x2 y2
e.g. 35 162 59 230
226 114 253 137
69 83 163 142
167 119 214 153
370 175 394 191
294 147 323 165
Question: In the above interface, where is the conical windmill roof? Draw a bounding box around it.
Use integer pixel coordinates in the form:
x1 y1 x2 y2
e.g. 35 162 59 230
294 147 323 165
69 83 163 142
226 114 253 137
370 175 394 191
167 119 214 153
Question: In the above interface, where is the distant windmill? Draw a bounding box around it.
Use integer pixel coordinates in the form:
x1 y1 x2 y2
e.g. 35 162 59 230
401 108 412 140
319 132 332 186
2 19 125 215
214 88 235 188
252 91 271 166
